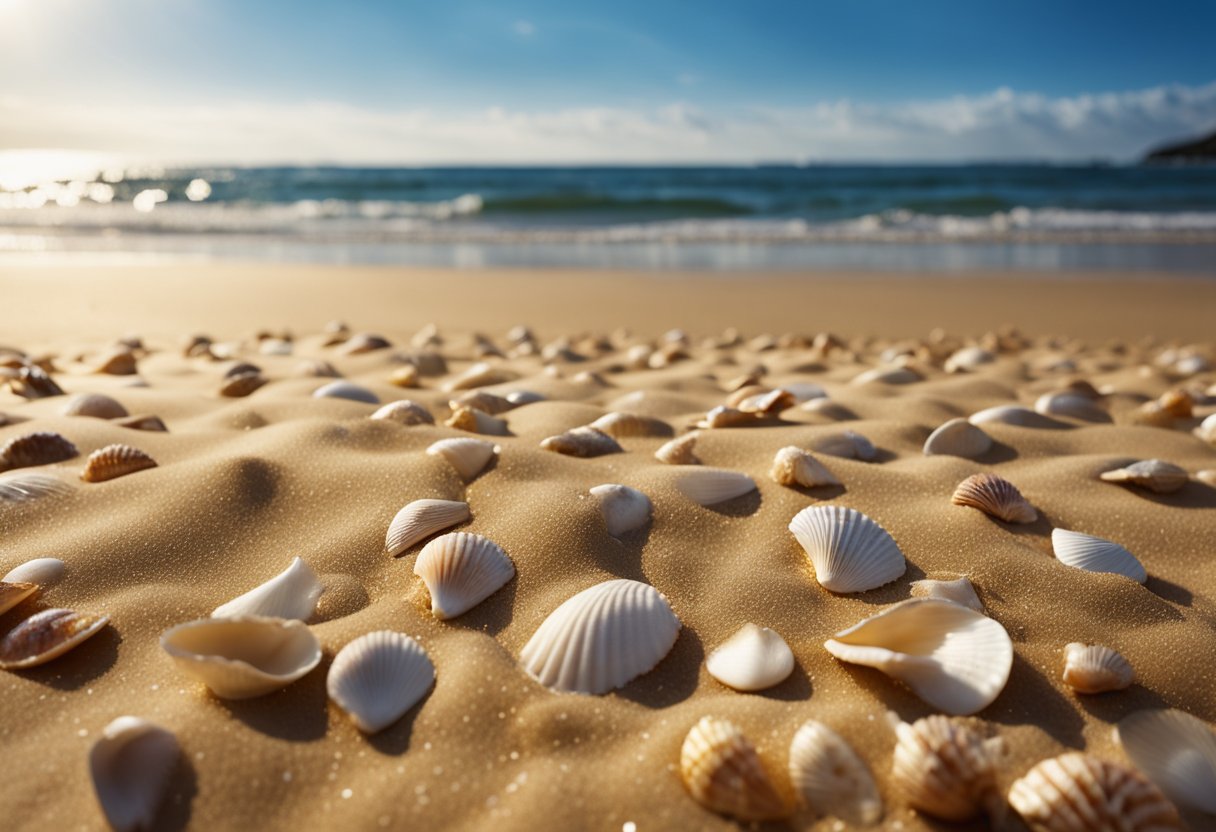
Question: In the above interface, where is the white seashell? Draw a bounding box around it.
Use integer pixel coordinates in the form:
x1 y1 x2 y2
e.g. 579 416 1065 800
951 473 1037 523
2 557 66 587
88 716 180 832
539 426 623 457
370 400 434 426
1061 643 1134 694
520 579 681 694
924 418 992 459
0 581 37 615
327 631 435 734
735 388 795 415
62 393 129 420
414 532 514 619
824 598 1013 715
0 471 73 503
444 404 510 436
160 615 321 699
890 714 1005 821
0 608 110 669
385 499 470 556
1051 528 1147 583
588 411 673 438
674 467 757 506
426 437 500 481
1198 469 1216 487
313 380 379 404
770 446 840 488
781 382 827 403
788 721 881 824
969 404 1064 428
505 390 545 406
788 505 905 593
680 717 791 821
449 390 514 415
944 346 995 373
212 557 323 621
697 405 758 429
259 338 292 356
654 432 700 465
851 365 921 385
1195 413 1216 445
705 624 794 692
1099 460 1188 494
1116 709 1216 814
911 576 983 611
813 430 876 461
1034 391 1109 422
589 484 652 538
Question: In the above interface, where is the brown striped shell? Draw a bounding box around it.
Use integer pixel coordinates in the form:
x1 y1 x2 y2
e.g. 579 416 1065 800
0 431 79 472
679 717 791 821
6 365 64 399
1008 753 1181 831
951 473 1037 523
219 371 267 398
0 608 110 669
890 714 1006 822
81 444 158 483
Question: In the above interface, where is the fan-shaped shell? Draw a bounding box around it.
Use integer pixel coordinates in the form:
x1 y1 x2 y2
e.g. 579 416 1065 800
952 473 1037 523
674 467 756 506
445 404 510 436
788 720 881 824
218 372 266 398
519 579 681 694
924 418 993 458
413 532 514 619
0 431 79 472
911 575 983 611
969 404 1064 428
1051 529 1147 583
0 581 37 614
1035 392 1109 423
160 615 321 699
539 426 622 457
313 381 379 404
679 717 790 821
655 432 700 464
890 714 1005 821
589 484 652 538
89 716 181 832
824 598 1013 715
81 444 157 483
0 608 110 669
426 437 499 481
1099 460 1188 494
212 557 323 621
327 631 435 734
6 364 64 399
588 411 673 438
813 430 877 461
0 471 73 503
63 393 128 420
371 400 434 425
1116 709 1216 814
1062 643 1134 694
386 499 470 556
3 557 66 586
705 624 794 692
788 505 906 593
770 446 841 488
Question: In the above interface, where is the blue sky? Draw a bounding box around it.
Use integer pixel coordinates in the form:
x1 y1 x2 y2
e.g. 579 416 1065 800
1 0 1214 163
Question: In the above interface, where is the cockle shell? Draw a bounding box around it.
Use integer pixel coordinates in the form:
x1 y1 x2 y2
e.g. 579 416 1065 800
924 418 993 459
0 581 37 614
788 721 881 824
539 426 622 457
589 484 652 538
1099 460 1188 494
1061 643 1134 694
588 411 674 438
445 404 510 436
341 332 391 354
218 371 266 398
788 505 906 593
770 446 841 488
969 404 1064 428
1035 391 1109 423
62 393 128 420
160 615 322 699
81 444 157 483
88 716 180 832
890 714 1005 821
519 579 681 694
813 430 877 461
674 467 757 506
0 431 79 472
313 381 380 404
825 598 1013 715
655 432 700 465
327 631 435 734
450 390 514 415
443 361 517 391
705 624 795 692
371 400 434 426
1008 753 1181 832
115 414 168 432
386 499 471 556
679 717 790 821
426 437 499 481
1051 529 1147 583
413 532 514 619
951 473 1037 523
3 557 66 587
0 608 110 669
0 472 73 503
1116 709 1216 814
911 575 983 611
212 557 323 621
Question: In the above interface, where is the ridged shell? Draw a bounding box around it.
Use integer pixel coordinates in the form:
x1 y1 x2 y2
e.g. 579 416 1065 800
588 411 674 438
911 575 983 611
327 631 435 733
426 437 499 481
674 467 757 506
539 426 623 457
0 581 37 614
1099 460 1188 494
3 557 66 586
814 430 877 461
115 414 168 432
680 717 790 821
89 716 180 832
1116 709 1216 814
924 418 993 459
825 598 1013 715
519 579 681 694
705 624 795 692
951 473 1037 523
1035 392 1109 423
371 400 434 425
414 532 514 619
0 471 73 503
1062 643 1134 694
0 431 79 472
1051 529 1147 583
313 381 379 404
212 557 323 621
589 484 652 538
62 393 128 419
770 446 840 488
0 608 110 669
445 404 510 436
788 505 906 593
160 615 321 699
81 444 157 483
386 499 471 556
969 404 1065 428
788 721 881 824
1008 753 1181 832
890 714 1005 821
341 332 391 354
450 390 514 415
654 432 700 465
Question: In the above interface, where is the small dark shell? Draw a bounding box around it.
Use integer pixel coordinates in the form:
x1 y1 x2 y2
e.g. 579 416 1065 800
7 365 65 399
0 431 79 472
219 372 267 398
223 362 262 380
94 349 138 376
343 333 392 355
81 444 158 483
114 414 169 432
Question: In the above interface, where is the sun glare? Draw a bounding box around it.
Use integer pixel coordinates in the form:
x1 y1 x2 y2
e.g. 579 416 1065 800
0 149 119 192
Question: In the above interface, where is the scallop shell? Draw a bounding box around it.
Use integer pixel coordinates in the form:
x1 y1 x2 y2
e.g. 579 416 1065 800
160 615 321 699
705 624 795 692
519 579 681 694
588 411 674 438
654 432 700 465
426 437 499 481
443 361 516 391
825 598 1013 715
679 717 790 821
341 332 391 354
88 716 181 832
788 721 881 824
1062 643 1134 694
813 430 877 461
450 390 515 415
445 404 510 436
218 371 266 398
313 381 380 404
770 446 841 488
1035 391 1109 423
539 426 623 457
969 404 1064 428
115 414 168 432
1051 529 1147 583
924 418 993 458
414 532 514 619
1099 460 1188 494
0 471 73 503
212 557 323 621
911 575 983 611
62 393 129 420
1008 753 1181 832
3 557 66 586
0 608 110 669
327 631 435 734
589 484 652 538
674 467 757 506
0 581 37 614
788 505 906 593
371 400 434 426
890 714 1005 821
1116 709 1216 814
386 499 471 556
81 444 157 483
0 431 79 472
951 473 1037 523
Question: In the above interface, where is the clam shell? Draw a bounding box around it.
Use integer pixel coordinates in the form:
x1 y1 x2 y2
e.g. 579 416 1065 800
313 381 379 404
450 390 514 415
539 426 622 457
426 437 499 481
89 716 180 832
655 432 700 465
788 721 881 824
327 631 435 734
218 371 266 398
1195 413 1216 446
1051 529 1147 583
1099 460 1188 494
705 624 794 692
370 400 434 426
1116 709 1216 814
824 598 1013 715
445 404 510 436
911 575 983 611
788 505 906 593
890 714 1005 821
212 557 323 621
0 581 37 614
519 579 681 694
81 444 157 483
341 332 391 354
386 499 471 556
924 418 992 458
813 430 877 461
589 484 652 538
0 608 110 669
1035 391 1109 423
679 717 790 821
62 393 128 420
1062 642 1134 694
160 615 321 699
414 532 514 619
588 411 673 438
770 446 840 488
0 471 73 503
674 467 757 506
3 557 66 586
951 473 1037 523
969 404 1064 428
0 431 79 472
115 414 168 432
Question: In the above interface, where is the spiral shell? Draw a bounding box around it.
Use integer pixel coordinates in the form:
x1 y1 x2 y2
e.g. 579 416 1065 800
1008 753 1181 831
81 444 158 483
890 714 1005 821
0 431 79 472
951 473 1037 523
1061 643 1134 694
679 717 790 821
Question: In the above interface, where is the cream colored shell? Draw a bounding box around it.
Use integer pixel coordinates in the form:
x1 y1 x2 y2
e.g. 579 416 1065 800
788 505 906 593
160 615 322 699
1116 709 1216 814
1061 642 1134 694
924 418 993 459
769 446 841 488
426 437 500 481
951 472 1037 523
327 631 435 733
0 607 109 669
1051 528 1147 583
211 557 323 621
679 716 790 821
705 624 794 692
1008 753 1181 831
385 499 471 556
890 714 1005 821
788 720 881 824
413 532 515 620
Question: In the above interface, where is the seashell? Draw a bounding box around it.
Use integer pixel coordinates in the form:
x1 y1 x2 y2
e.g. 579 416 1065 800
89 716 181 832
0 431 79 472
0 581 38 614
1149 390 1193 419
341 332 391 354
674 467 757 506
259 338 292 356
625 343 653 368
1099 459 1188 494
697 405 758 429
385 499 470 556
327 631 435 734
426 437 499 481
388 364 419 388
414 532 514 619
0 608 110 669
770 446 841 488
505 390 545 406
813 430 877 461
412 323 442 349
1174 354 1211 375
788 505 905 593
444 404 510 436
781 382 827 403
589 484 652 538
296 359 340 378
370 400 434 426
969 404 1065 428
313 380 379 404
62 393 128 420
443 361 517 391
1008 753 1181 832
1051 528 1147 583
219 371 266 398
0 471 73 503
1194 413 1216 446
450 390 515 415
507 324 535 345
160 615 322 699
825 598 1013 715
539 426 622 457
212 557 323 621
911 575 983 611
951 473 1037 523
588 411 674 438
788 721 881 824
851 365 922 385
705 624 795 692
5 364 65 399
520 579 681 694
800 398 858 420
655 432 700 465
114 414 168 432
944 346 996 373
1034 391 1109 422
1116 709 1216 814
3 557 66 586
81 444 157 483
93 348 137 375
924 418 992 459
890 714 1005 821
735 388 795 415
1198 469 1216 487
182 334 213 358
680 717 790 821
1061 642 1134 694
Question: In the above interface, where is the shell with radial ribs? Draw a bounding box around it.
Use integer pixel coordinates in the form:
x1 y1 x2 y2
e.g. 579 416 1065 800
705 624 795 692
370 400 434 426
788 505 905 593
911 575 983 611
385 499 470 556
679 717 790 821
788 721 881 824
951 473 1037 523
0 431 79 472
589 484 652 538
1061 643 1134 694
62 393 128 419
413 532 514 619
655 432 699 464
1099 460 1188 494
212 557 323 621
89 717 181 832
674 467 756 506
1116 709 1216 814
0 472 73 503
159 615 321 699
924 418 993 459
588 411 674 438
426 438 499 481
539 426 622 457
81 444 157 483
327 631 435 733
890 714 1006 821
1051 529 1147 583
0 608 110 669
770 446 841 488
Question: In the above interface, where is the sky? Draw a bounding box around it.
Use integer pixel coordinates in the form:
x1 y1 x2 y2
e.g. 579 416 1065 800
1 0 1215 165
